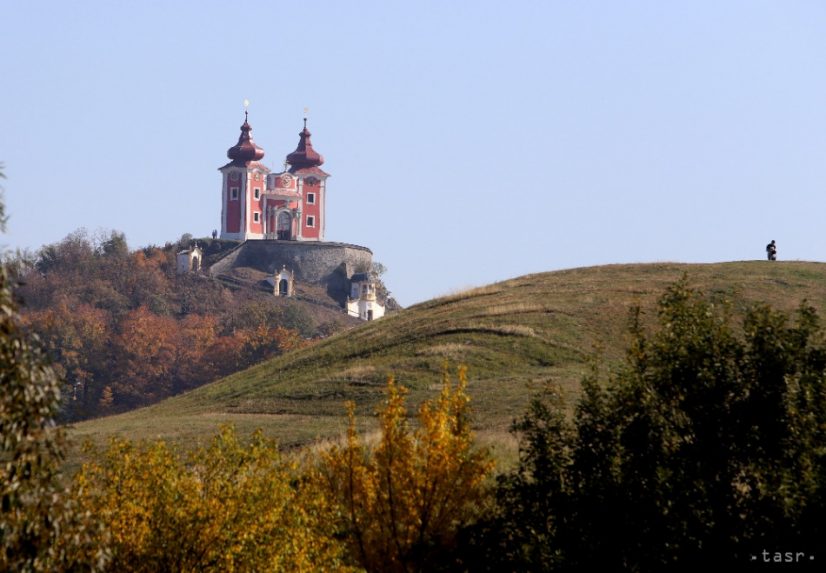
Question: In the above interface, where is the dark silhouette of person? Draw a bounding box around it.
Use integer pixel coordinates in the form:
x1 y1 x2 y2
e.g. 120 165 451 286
766 240 777 261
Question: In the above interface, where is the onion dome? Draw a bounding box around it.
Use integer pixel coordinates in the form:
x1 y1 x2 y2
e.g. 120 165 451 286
226 111 265 163
286 118 324 169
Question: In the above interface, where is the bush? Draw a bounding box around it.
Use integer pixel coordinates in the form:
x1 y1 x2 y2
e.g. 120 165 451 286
478 278 826 572
74 426 352 572
317 366 494 572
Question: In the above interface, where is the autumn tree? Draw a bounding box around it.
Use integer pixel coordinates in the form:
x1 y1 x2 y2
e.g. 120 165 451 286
11 226 336 421
236 324 306 365
23 300 110 418
74 426 353 572
111 306 179 405
318 366 494 572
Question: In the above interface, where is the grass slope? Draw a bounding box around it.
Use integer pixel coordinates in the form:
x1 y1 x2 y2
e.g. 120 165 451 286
70 261 826 462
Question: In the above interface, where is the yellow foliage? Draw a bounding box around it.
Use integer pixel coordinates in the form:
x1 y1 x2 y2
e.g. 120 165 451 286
317 366 494 572
73 426 356 572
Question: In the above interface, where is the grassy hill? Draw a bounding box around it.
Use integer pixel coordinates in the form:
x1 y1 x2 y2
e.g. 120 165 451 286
69 261 826 463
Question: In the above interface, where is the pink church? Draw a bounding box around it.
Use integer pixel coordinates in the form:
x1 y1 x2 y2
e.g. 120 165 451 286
219 113 328 242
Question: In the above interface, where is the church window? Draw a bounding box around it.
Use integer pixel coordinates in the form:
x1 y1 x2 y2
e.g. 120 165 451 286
230 187 239 200
306 215 315 227
254 212 260 223
307 192 316 204
254 188 260 200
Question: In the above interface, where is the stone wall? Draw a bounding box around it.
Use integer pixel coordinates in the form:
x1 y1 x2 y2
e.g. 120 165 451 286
208 240 373 303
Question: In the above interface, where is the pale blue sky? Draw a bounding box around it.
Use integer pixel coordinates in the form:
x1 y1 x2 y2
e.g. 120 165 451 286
2 1 826 305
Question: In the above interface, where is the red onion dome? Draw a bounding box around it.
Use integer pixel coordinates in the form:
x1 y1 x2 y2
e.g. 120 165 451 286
227 112 265 163
286 118 324 169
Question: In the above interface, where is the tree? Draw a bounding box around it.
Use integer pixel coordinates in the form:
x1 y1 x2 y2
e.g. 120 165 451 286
484 278 826 571
235 324 305 365
111 306 178 405
74 426 353 572
370 262 392 303
370 261 387 277
177 232 193 250
96 230 128 258
0 180 104 570
34 229 97 275
14 225 344 421
22 300 110 418
318 366 494 572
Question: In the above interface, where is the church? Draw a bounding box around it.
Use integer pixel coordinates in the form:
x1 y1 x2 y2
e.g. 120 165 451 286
219 112 327 242
204 110 388 321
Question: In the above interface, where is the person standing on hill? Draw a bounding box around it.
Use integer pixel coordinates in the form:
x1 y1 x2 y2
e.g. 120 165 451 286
766 240 777 261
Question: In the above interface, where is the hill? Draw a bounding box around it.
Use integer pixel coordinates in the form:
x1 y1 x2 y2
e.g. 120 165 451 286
69 261 826 461
11 229 362 422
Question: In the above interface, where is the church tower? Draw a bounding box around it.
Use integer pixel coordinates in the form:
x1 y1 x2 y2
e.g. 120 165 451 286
219 113 329 242
219 112 270 240
265 118 329 241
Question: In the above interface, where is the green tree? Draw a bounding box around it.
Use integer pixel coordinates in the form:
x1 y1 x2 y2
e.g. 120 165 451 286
482 278 826 572
0 176 105 570
97 230 128 258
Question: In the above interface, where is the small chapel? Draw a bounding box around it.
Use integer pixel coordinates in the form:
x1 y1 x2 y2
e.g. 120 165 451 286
211 110 388 321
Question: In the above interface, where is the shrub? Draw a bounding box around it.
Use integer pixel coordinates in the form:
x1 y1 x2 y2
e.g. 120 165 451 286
74 426 352 572
479 278 826 571
318 366 494 572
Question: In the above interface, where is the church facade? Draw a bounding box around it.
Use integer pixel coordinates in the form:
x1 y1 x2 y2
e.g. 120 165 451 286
211 111 389 321
219 113 328 242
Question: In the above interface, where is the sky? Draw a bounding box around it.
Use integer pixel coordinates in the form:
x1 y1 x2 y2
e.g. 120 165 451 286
2 1 826 306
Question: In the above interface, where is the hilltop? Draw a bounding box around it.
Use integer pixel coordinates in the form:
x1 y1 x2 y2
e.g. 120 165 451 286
10 230 363 422
69 261 826 460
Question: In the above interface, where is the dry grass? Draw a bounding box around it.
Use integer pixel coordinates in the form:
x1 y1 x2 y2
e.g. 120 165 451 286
434 283 505 304
491 324 537 337
68 261 826 468
480 302 548 317
332 364 378 380
415 343 470 358
475 429 521 473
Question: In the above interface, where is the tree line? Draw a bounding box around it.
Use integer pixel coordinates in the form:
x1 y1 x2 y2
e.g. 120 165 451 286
3 271 825 570
6 229 336 421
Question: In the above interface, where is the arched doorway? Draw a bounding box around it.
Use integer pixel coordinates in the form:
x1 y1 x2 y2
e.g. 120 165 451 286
279 278 289 296
276 211 292 240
